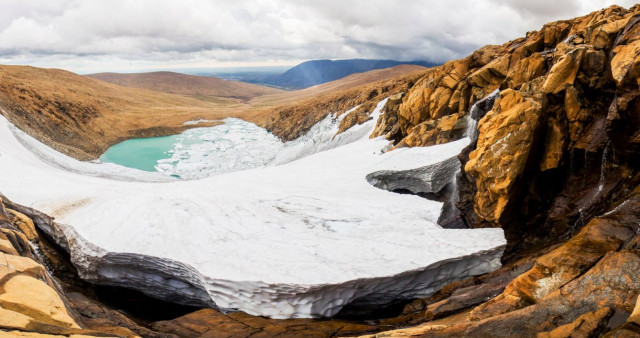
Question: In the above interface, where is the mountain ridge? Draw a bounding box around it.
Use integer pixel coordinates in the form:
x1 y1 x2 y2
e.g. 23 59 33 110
261 59 437 89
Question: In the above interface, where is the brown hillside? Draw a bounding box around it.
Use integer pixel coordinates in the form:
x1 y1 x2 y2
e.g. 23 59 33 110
245 66 429 141
249 64 427 107
0 66 248 160
0 64 427 160
86 71 284 101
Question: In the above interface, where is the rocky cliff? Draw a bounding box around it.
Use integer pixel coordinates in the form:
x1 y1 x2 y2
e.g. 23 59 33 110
373 4 640 256
364 4 640 336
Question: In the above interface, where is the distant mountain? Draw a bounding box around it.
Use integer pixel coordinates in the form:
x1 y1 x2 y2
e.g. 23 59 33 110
263 59 438 89
249 64 428 107
86 71 283 100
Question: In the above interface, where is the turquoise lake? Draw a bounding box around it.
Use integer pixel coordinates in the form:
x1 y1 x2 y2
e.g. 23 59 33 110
98 118 285 179
99 134 179 172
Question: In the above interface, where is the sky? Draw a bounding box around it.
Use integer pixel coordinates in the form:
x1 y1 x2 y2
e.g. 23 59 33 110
0 0 637 73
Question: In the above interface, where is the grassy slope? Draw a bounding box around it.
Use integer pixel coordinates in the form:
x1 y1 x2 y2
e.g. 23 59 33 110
0 66 243 160
86 71 284 101
249 64 427 108
0 64 428 160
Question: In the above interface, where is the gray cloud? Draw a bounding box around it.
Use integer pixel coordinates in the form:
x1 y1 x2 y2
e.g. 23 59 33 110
0 0 636 72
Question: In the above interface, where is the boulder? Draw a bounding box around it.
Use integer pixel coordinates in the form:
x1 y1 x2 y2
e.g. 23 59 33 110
542 48 585 94
611 39 640 87
0 275 80 329
465 89 543 222
396 112 466 148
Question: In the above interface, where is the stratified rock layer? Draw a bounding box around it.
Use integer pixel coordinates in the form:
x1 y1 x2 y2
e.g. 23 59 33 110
359 4 640 337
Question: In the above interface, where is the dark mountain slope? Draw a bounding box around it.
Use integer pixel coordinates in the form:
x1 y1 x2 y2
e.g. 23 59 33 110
266 59 437 89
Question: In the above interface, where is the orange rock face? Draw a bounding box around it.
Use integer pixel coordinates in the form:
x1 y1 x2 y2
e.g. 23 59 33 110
465 89 543 222
364 5 640 337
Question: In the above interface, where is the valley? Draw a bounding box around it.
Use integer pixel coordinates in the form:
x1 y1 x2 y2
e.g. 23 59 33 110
1 3 640 338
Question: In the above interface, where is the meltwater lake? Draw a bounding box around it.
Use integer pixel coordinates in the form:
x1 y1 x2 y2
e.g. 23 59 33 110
99 118 284 179
100 134 178 172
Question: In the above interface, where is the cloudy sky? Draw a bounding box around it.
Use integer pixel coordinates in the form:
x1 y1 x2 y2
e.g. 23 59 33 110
0 0 636 73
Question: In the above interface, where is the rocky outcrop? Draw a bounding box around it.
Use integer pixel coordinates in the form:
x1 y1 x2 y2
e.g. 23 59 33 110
150 309 377 337
359 4 640 337
394 112 467 148
366 156 461 194
256 70 426 143
0 198 114 337
465 89 544 222
367 4 640 259
365 189 640 336
337 105 373 134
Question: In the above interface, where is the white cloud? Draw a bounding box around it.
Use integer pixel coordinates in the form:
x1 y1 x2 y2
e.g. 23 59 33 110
0 0 635 72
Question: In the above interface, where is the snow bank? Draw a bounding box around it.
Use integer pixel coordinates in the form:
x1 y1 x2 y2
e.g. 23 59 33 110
0 100 505 318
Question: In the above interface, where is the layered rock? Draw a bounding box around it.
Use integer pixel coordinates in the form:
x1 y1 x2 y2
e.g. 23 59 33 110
366 156 461 195
366 4 640 260
358 4 640 337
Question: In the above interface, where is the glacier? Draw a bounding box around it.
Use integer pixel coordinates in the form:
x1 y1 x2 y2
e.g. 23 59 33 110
0 100 505 319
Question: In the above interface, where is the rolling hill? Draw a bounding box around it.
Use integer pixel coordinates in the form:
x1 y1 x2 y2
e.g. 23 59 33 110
249 64 427 108
0 66 247 160
0 64 427 161
86 71 284 101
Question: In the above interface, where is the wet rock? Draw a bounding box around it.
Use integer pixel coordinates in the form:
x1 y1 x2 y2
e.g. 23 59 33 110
386 250 640 337
537 307 614 337
465 89 543 222
470 190 640 321
542 48 585 94
150 308 377 338
366 156 461 194
540 116 566 171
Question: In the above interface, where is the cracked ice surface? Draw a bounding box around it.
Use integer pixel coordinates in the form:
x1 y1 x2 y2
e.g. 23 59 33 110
0 99 505 318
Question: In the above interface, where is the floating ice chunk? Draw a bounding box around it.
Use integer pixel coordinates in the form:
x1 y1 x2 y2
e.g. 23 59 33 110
182 119 218 126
